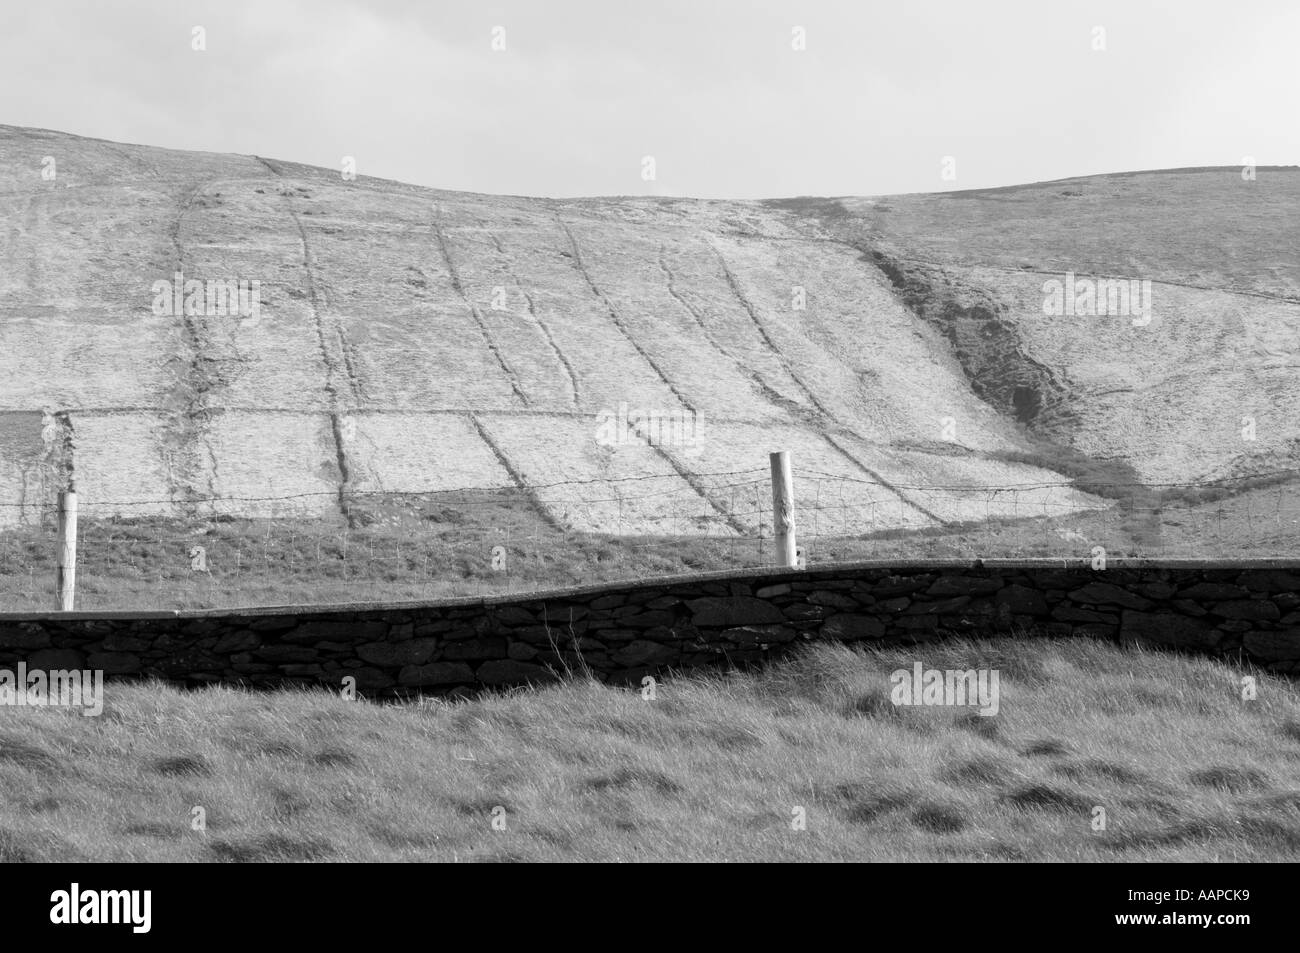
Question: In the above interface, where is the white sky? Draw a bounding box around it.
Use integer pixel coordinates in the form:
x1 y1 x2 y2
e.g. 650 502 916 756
2 0 1297 198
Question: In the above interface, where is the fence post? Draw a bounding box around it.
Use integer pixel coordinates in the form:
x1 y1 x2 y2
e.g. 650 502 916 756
770 451 798 568
57 482 77 611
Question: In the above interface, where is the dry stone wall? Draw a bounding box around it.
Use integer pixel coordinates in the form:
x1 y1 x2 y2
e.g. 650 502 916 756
2 559 1299 694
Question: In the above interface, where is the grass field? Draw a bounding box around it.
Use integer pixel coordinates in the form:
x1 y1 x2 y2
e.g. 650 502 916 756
3 636 1297 862
1 475 1295 610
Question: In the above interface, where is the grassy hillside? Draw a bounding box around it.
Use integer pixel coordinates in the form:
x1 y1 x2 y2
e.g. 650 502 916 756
771 167 1300 487
2 638 1297 862
2 129 1298 607
0 125 1078 529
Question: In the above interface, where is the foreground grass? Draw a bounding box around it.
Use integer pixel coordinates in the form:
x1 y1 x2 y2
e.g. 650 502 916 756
2 637 1299 861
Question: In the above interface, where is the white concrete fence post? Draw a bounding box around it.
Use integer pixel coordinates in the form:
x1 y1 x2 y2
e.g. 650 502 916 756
769 451 798 569
57 482 77 611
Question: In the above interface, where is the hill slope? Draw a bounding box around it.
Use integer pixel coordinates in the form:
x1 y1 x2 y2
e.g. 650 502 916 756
0 126 1104 537
775 166 1300 486
1 128 1297 591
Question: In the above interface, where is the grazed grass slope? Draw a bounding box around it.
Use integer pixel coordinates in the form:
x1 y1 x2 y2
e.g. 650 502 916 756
0 127 1162 542
3 131 1298 607
771 167 1300 487
2 478 1285 610
3 638 1297 861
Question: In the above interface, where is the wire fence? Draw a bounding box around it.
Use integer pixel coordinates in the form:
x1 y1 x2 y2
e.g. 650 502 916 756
1 465 1297 611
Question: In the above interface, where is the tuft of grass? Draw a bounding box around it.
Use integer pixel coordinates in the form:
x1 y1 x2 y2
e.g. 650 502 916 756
1050 758 1151 786
939 757 1013 788
1187 766 1271 794
1001 783 1096 814
151 755 211 777
910 801 967 834
208 833 334 863
0 735 61 773
1020 739 1071 758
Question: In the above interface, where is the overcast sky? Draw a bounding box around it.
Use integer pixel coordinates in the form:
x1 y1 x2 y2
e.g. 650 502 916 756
2 0 1296 198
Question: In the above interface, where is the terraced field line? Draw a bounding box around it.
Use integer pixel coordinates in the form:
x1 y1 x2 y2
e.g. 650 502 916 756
254 156 363 403
1011 262 1300 306
338 329 366 402
486 231 579 406
467 414 565 531
727 230 1300 306
0 179 201 199
163 178 223 509
708 242 835 419
255 156 357 526
845 242 1300 307
328 413 357 528
0 407 787 428
432 216 529 407
555 217 696 415
822 432 949 526
95 138 168 181
15 193 39 305
656 242 817 426
648 444 750 535
655 242 777 399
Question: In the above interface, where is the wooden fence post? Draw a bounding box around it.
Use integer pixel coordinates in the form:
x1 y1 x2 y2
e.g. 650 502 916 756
57 482 77 611
769 451 798 568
